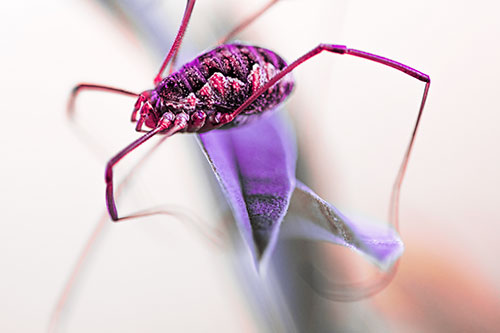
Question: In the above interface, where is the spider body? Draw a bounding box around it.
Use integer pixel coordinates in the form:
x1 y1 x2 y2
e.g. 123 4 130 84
136 43 294 133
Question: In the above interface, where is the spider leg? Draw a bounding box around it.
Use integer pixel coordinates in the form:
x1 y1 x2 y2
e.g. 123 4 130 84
67 83 138 119
167 0 280 76
220 43 430 229
216 0 280 45
154 0 196 85
105 113 189 221
217 43 430 300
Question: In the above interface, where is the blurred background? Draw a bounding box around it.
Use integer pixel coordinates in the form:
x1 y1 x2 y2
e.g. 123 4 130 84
1 0 499 332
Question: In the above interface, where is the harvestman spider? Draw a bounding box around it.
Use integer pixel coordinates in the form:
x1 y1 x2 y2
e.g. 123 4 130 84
52 0 431 330
67 0 430 223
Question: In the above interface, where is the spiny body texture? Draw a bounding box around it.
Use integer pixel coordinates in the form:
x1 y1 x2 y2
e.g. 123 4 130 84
144 43 294 132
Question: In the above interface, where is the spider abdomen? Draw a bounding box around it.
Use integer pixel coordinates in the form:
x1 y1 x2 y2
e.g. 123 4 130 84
153 43 294 132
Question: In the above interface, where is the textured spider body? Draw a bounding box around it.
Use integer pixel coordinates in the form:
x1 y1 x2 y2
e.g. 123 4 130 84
136 43 294 133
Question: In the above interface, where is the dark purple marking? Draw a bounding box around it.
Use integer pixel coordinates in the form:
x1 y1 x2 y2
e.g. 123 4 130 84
199 111 297 261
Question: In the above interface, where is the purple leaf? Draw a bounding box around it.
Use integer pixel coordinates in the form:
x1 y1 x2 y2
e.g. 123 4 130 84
199 111 403 270
198 112 296 265
282 181 404 270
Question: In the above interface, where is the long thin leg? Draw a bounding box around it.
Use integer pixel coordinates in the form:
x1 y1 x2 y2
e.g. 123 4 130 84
220 43 429 299
67 83 138 118
222 43 430 230
154 0 196 85
217 0 280 45
105 113 189 221
48 132 221 333
167 0 279 76
227 44 429 121
389 80 430 229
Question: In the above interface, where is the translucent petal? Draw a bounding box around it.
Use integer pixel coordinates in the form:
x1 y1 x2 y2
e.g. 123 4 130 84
282 181 404 270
